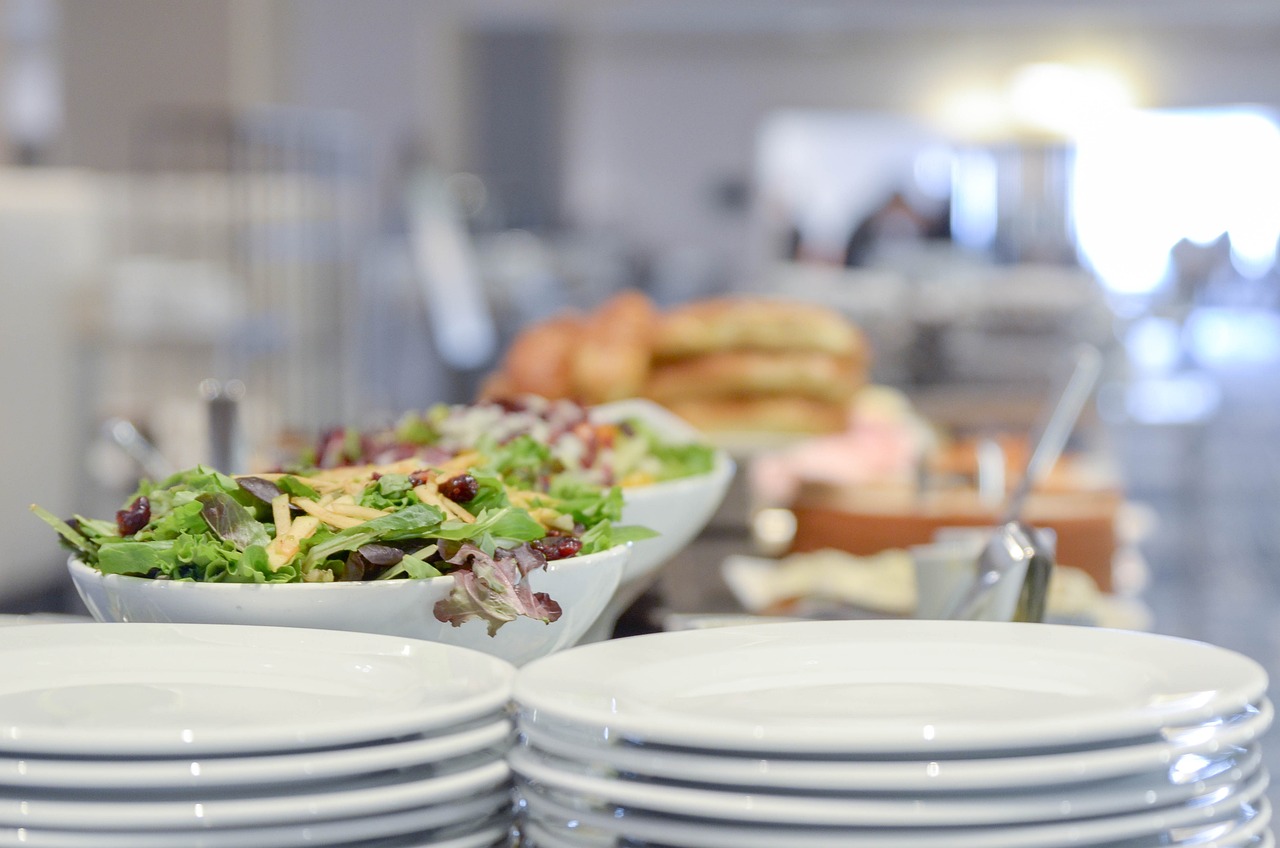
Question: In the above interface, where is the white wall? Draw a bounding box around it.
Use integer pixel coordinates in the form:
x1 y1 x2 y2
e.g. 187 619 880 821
0 169 112 599
58 0 232 170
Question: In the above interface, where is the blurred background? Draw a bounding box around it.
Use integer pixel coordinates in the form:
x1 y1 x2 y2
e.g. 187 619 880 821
3 0 1280 659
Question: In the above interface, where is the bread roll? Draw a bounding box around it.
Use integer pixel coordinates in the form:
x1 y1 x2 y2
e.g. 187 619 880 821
499 311 584 399
644 351 865 405
653 297 865 360
571 290 657 403
663 396 852 435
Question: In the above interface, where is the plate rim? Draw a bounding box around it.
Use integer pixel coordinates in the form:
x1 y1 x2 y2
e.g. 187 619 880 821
508 743 1263 827
517 770 1270 848
513 619 1270 753
0 623 515 755
0 715 514 789
515 698 1272 791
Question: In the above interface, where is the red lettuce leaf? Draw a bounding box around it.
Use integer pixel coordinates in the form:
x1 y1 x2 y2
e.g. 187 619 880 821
433 543 563 636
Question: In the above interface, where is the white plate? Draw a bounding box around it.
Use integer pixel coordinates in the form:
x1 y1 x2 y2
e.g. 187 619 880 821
515 699 1272 792
509 744 1261 827
0 755 509 830
1166 797 1273 848
0 795 512 848
345 821 510 848
0 623 514 755
520 819 610 847
362 822 511 848
514 620 1268 754
517 771 1270 848
520 807 1274 848
0 716 513 790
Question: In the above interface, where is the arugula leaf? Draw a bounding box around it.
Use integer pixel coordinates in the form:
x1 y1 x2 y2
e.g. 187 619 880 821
432 507 545 556
75 517 120 542
301 503 445 571
461 471 513 514
275 474 321 501
578 519 659 555
29 505 99 558
376 548 442 580
548 479 624 526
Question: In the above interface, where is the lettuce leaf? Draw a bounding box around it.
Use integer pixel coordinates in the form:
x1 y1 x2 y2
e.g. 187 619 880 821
96 540 176 575
483 434 554 490
433 543 561 635
432 507 545 556
198 492 270 551
578 519 659 555
627 418 717 480
548 479 624 527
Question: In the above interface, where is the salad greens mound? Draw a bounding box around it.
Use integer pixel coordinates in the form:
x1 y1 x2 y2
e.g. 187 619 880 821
303 396 718 490
33 451 657 636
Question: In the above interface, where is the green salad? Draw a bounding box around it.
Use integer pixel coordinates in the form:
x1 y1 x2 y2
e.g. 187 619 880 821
33 451 656 635
302 396 718 489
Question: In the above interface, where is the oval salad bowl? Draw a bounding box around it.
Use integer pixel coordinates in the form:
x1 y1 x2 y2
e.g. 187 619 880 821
588 399 736 638
68 543 627 668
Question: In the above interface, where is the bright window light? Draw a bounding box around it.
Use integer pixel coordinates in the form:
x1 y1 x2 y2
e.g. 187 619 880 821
1073 108 1280 296
1008 63 1133 137
1185 307 1280 365
936 85 1009 141
950 147 998 252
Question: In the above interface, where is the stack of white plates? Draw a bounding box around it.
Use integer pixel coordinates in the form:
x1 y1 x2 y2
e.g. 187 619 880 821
0 623 519 848
510 620 1273 848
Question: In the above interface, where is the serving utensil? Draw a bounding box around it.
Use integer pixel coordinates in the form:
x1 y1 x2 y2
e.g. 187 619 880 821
944 343 1103 622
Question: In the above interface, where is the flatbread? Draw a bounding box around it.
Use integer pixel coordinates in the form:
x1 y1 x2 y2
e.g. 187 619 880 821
653 297 865 360
662 396 853 434
644 351 865 404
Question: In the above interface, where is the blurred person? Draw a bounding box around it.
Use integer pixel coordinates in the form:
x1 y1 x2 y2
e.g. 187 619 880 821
843 190 937 267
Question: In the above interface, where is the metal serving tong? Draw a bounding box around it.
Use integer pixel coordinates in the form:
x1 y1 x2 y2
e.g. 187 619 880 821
946 520 1055 623
943 343 1104 623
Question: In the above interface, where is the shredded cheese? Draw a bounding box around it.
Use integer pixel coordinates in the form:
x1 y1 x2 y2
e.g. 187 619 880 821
270 493 291 537
293 498 365 530
330 502 390 521
265 515 320 571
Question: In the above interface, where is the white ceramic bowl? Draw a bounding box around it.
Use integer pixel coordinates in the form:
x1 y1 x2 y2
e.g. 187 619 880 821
67 543 628 668
588 400 737 638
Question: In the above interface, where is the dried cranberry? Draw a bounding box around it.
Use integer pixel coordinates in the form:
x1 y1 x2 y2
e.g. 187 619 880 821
408 469 432 487
439 474 479 503
532 536 582 561
115 496 151 536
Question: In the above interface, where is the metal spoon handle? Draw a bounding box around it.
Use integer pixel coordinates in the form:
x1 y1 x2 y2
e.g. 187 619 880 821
1001 343 1103 524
